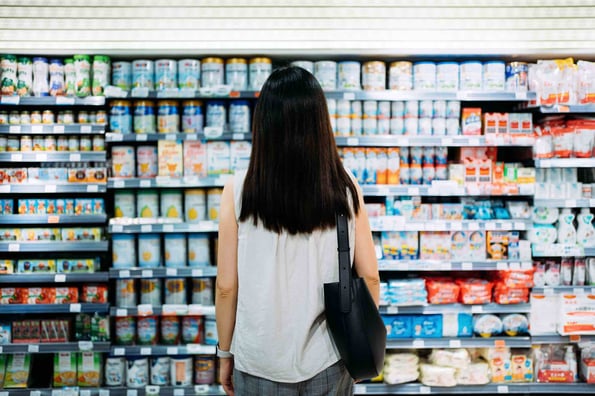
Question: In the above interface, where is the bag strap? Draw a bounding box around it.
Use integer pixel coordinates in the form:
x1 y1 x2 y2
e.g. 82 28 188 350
336 213 351 313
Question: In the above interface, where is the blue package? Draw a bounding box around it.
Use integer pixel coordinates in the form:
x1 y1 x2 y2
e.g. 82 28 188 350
412 314 443 338
382 315 413 339
442 312 473 337
494 207 511 219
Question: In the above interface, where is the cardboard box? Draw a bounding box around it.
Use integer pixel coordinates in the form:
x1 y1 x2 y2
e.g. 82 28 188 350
230 141 252 173
207 141 231 176
558 293 595 335
461 108 482 135
158 140 184 177
183 141 207 178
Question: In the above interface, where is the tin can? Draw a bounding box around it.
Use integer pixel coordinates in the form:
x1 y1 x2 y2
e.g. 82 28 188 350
434 146 449 165
0 55 17 96
137 189 159 218
178 59 200 90
140 278 162 306
181 100 203 133
181 316 203 344
44 135 56 151
446 101 461 119
184 189 206 223
132 60 154 90
314 61 337 91
137 316 158 345
390 117 404 135
351 101 362 136
115 279 137 307
249 57 272 91
389 61 413 90
91 55 110 96
225 58 248 91
192 278 213 305
362 61 386 91
206 101 226 128
188 234 210 267
157 100 179 133
413 62 436 90
115 316 136 345
160 189 183 219
404 118 418 135
105 357 126 386
155 59 177 91
112 61 132 91
110 100 132 134
164 234 186 268
419 100 434 118
134 100 156 133
32 57 49 97
127 356 149 388
291 60 314 74
92 135 104 151
114 190 135 218
338 61 361 90
136 145 158 178
20 135 32 151
432 118 447 135
229 100 250 133
378 101 390 135
505 62 528 92
446 118 460 136
418 118 432 135
194 356 215 385
49 58 65 96
207 188 223 221
204 317 217 345
111 146 135 178
201 57 224 88
435 165 448 180
422 165 435 184
64 58 76 96
68 136 79 151
404 100 419 118
73 54 91 97
150 357 170 386
19 111 30 125
336 114 350 136
160 316 180 345
138 234 161 268
483 61 505 90
436 62 459 91
433 100 447 118
363 100 378 135
16 56 32 96
460 61 483 90
170 356 193 386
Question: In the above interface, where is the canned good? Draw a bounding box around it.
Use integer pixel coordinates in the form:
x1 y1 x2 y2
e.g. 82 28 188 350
126 356 149 388
419 100 434 118
446 118 461 135
157 100 179 133
446 101 461 119
225 58 248 91
390 117 404 135
137 316 158 345
483 61 505 90
177 59 200 90
160 189 183 219
314 61 337 91
432 118 446 135
155 59 177 91
338 61 361 90
134 100 156 133
91 55 110 96
505 62 529 92
404 118 418 135
136 145 158 178
229 100 250 133
363 100 378 135
181 316 203 344
68 136 79 151
194 356 215 385
114 190 135 218
435 146 448 165
92 135 104 151
19 111 30 125
0 55 17 96
111 146 135 178
115 279 137 308
433 100 447 118
96 110 107 124
413 62 436 90
137 190 159 218
289 60 313 74
181 100 203 133
404 100 419 118
44 135 56 151
138 234 161 268
207 188 223 221
150 357 170 386
192 278 213 305
201 57 224 88
64 58 76 96
110 100 132 133
204 317 217 345
188 234 210 267
0 111 7 124
160 316 180 345
170 356 193 386
40 110 54 124
112 61 132 91
422 165 435 184
140 278 162 306
336 114 350 136
351 101 362 136
362 61 386 91
249 57 272 91
389 61 413 90
436 62 459 91
418 118 432 135
460 61 483 90
73 54 91 97
206 101 226 128
164 234 186 268
8 111 19 125
184 189 206 223
77 111 89 124
132 60 154 90
20 135 32 152
48 59 65 96
115 316 136 345
32 57 49 97
105 357 126 386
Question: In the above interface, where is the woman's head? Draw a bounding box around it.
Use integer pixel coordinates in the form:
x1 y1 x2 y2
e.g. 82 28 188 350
240 66 359 234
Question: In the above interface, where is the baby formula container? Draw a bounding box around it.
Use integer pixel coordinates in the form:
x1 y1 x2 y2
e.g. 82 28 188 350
314 61 337 91
1 55 17 96
150 356 170 386
111 146 135 178
206 101 226 129
136 189 159 218
157 100 179 133
110 100 132 134
164 277 187 304
112 61 131 91
155 59 177 91
92 55 111 96
136 145 157 178
207 188 223 221
290 60 314 74
225 58 248 91
201 57 224 88
436 62 459 91
188 234 210 267
195 356 216 385
73 55 91 97
460 61 483 90
192 278 214 305
164 234 187 268
112 235 136 269
48 58 65 96
136 316 158 345
483 61 505 90
132 59 154 90
160 189 183 219
16 56 32 96
177 59 200 90
32 57 49 97
126 356 148 388
362 61 386 91
363 100 378 135
249 57 272 91
133 100 156 133
181 100 204 133
505 62 529 92
140 278 162 306
138 234 161 268
114 190 135 218
338 61 361 90
184 189 206 223
229 100 251 133
389 61 413 90
413 62 436 90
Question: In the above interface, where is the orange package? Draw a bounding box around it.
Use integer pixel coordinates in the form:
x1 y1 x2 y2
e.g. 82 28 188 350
25 287 56 304
456 278 493 305
426 278 460 304
55 287 79 304
81 285 108 303
496 269 535 289
493 282 529 304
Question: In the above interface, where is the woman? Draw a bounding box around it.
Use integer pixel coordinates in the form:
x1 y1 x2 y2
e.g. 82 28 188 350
216 66 379 396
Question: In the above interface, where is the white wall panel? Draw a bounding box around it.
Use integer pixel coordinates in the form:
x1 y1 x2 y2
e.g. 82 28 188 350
0 0 593 57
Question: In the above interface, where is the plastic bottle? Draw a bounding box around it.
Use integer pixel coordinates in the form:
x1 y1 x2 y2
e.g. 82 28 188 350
565 346 577 381
557 208 577 245
577 208 595 247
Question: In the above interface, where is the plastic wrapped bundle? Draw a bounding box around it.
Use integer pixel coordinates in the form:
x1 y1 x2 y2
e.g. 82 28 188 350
429 349 471 369
419 363 457 387
383 353 419 385
455 361 490 385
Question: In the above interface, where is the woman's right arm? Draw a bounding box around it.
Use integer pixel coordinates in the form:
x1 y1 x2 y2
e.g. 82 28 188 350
352 182 381 307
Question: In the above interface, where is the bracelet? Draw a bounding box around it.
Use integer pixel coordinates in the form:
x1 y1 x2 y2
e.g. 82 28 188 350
216 343 233 358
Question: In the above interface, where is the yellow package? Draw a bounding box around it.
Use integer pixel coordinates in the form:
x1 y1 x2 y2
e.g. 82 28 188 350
53 352 77 387
5 353 30 388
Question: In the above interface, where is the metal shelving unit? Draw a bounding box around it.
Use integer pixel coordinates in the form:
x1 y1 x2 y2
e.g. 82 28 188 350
0 303 109 314
379 260 533 272
0 183 107 194
531 286 595 295
386 337 532 349
531 334 595 344
354 383 595 395
533 198 595 208
0 386 225 396
534 158 595 168
0 152 106 162
0 341 110 354
111 344 216 356
360 184 532 197
0 272 108 284
112 88 260 99
109 221 218 233
109 267 217 279
370 217 531 232
538 104 595 113
380 303 531 315
0 124 105 135
108 176 229 189
335 135 534 147
324 90 535 102
106 132 250 142
111 304 215 317
0 95 106 106
0 214 107 225
0 241 108 252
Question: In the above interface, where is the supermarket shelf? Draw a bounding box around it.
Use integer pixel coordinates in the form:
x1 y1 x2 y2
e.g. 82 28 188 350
532 286 595 295
106 132 250 142
0 151 106 162
111 344 216 356
0 214 107 225
531 334 595 344
111 304 215 317
0 341 110 354
533 198 595 208
386 337 532 349
0 386 225 396
0 183 107 194
586 247 595 256
539 104 595 113
369 217 531 232
0 272 108 284
109 221 218 233
379 260 533 272
109 267 217 279
115 88 260 99
353 383 595 395
380 303 531 315
335 135 534 147
0 124 105 134
534 158 595 168
532 244 590 257
0 303 109 314
360 184 532 197
0 241 108 252
0 95 106 106
324 90 535 102
108 176 229 189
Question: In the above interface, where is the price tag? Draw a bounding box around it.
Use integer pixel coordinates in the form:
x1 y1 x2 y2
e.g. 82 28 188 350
139 179 151 188
570 334 581 342
419 386 431 394
1 95 20 105
28 344 39 352
514 222 526 230
113 179 125 188
141 224 152 232
204 126 223 138
56 96 75 105
485 222 496 231
509 262 521 270
78 341 93 351
8 243 20 252
192 268 204 277
442 137 453 145
81 125 92 133
69 303 82 312
471 305 483 313
126 390 138 396
544 288 554 295
346 137 359 146
163 224 174 232
80 391 91 396
497 262 508 270
9 125 20 133
99 390 110 396
51 390 63 396
407 187 420 195
412 339 425 348
173 389 184 396
45 184 57 193
450 222 463 231
353 384 366 394
136 133 148 141
141 269 153 278
140 347 151 355
53 125 65 133
468 222 480 231
515 91 528 100
565 199 578 207
167 347 178 355
469 138 480 146
343 92 356 100
31 125 43 133
111 224 123 233
35 153 47 161
137 304 153 316
194 385 210 394
30 391 41 396
449 340 462 348
162 133 176 141
497 385 509 393
69 153 81 162
461 262 473 270
131 87 149 97
387 306 399 314
186 134 197 141
574 287 586 294
232 133 245 140
109 133 124 142
120 270 130 278
440 262 452 271
116 309 128 316
114 347 125 356
11 153 22 161
494 339 506 348
87 184 99 193
54 274 66 283
166 268 178 276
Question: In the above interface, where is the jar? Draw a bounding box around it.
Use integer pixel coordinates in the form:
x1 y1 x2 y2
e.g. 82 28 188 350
32 57 49 97
132 59 154 90
44 135 56 151
201 57 224 88
0 55 17 96
62 110 74 124
229 100 250 133
0 111 9 124
181 100 204 133
112 61 132 91
92 55 111 96
6 137 19 152
42 110 54 124
225 58 248 91
16 56 32 96
57 136 68 151
337 61 361 90
73 54 92 97
78 111 90 124
32 136 44 151
110 100 132 134
20 136 32 151
362 61 386 91
48 58 65 96
30 111 41 124
9 111 20 124
19 111 30 125
155 59 177 91
157 100 179 133
68 136 79 151
389 61 413 90
79 135 92 151
206 101 226 128
96 110 107 124
177 59 200 90
249 57 272 91
505 62 529 92
133 100 156 133
314 61 337 91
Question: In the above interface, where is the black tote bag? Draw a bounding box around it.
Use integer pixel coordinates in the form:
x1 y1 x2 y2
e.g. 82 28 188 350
324 213 386 381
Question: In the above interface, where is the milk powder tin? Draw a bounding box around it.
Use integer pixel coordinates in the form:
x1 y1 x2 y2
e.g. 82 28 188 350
389 61 413 90
111 146 135 178
182 100 203 133
161 316 180 345
351 101 362 136
136 145 158 178
204 317 218 345
505 62 528 92
206 101 226 128
137 316 158 345
140 278 162 306
363 100 378 135
249 57 272 91
165 277 186 304
160 189 183 219
188 234 210 267
404 100 419 118
436 62 459 91
433 100 447 118
201 57 224 88
155 59 177 91
446 100 461 119
378 101 390 135
170 356 193 386
194 356 215 385
419 118 432 135
419 100 434 118
336 114 350 136
178 59 200 90
460 61 483 90
207 189 223 221
92 55 110 96
73 55 91 97
404 118 419 135
362 61 386 91
126 356 148 388
115 316 136 345
164 234 186 268
138 234 161 268
314 61 337 91
114 190 135 218
432 117 447 135
446 118 461 135
226 58 248 91
133 100 156 134
184 189 206 223
229 100 250 133
192 278 213 305
181 316 203 344
483 61 505 90
136 189 159 218
115 278 137 307
110 100 132 134
112 61 131 91
338 61 361 90
132 60 154 90
157 100 179 133
291 60 314 74
390 117 404 135
150 357 170 386
413 62 436 90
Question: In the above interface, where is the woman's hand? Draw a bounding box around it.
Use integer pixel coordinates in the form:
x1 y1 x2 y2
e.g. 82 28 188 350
219 357 235 395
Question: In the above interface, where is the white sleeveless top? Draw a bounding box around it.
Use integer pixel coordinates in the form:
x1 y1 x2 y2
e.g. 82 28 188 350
230 170 356 382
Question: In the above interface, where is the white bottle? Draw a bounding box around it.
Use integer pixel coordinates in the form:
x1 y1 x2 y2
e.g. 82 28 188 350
577 208 595 247
565 346 577 382
557 208 577 245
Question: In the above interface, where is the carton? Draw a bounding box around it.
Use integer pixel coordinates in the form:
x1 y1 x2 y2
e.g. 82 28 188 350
158 140 184 177
53 352 77 387
230 141 252 173
461 108 482 135
183 141 207 178
206 141 231 176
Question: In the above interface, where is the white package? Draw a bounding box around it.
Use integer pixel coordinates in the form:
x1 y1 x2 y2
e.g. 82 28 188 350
429 349 470 369
455 361 490 385
419 363 457 387
530 293 559 335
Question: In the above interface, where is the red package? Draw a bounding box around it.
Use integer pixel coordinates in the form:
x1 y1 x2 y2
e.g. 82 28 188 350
55 287 78 304
426 278 460 305
81 285 108 303
495 269 535 288
0 287 22 304
493 282 529 304
457 278 493 305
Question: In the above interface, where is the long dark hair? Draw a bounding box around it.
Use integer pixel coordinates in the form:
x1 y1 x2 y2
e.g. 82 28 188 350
239 66 360 235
